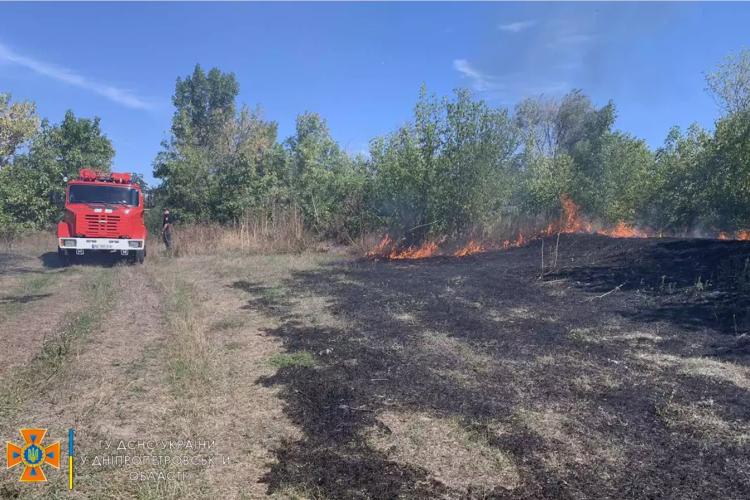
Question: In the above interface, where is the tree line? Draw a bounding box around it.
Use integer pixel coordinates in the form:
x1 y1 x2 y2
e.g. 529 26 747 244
2 47 750 244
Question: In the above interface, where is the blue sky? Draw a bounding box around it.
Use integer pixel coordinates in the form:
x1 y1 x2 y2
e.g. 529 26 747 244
0 2 748 186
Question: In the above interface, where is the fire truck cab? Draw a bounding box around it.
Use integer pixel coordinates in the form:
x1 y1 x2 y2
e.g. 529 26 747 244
54 169 150 265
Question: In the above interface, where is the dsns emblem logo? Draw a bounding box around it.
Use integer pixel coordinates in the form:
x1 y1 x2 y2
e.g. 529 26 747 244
6 429 60 482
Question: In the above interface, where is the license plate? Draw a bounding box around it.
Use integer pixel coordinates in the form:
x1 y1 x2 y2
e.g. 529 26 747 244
93 244 114 250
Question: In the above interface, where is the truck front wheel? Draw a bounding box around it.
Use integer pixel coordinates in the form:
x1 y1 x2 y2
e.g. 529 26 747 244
131 247 146 265
57 248 72 267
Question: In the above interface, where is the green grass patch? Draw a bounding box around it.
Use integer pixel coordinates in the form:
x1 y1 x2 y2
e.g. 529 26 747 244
263 286 289 301
566 327 602 344
211 316 245 331
270 351 316 368
21 273 55 292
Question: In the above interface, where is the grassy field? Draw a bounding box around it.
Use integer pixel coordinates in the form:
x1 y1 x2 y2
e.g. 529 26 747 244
0 233 749 499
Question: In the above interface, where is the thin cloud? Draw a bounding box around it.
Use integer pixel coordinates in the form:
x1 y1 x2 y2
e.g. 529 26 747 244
547 33 594 49
452 59 505 92
539 18 597 77
499 20 537 33
0 42 151 110
453 60 568 100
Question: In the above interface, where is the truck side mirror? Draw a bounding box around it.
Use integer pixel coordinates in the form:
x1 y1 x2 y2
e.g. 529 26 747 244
49 191 64 207
144 193 156 209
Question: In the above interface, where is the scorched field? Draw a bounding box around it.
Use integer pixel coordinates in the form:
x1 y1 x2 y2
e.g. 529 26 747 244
1 233 749 500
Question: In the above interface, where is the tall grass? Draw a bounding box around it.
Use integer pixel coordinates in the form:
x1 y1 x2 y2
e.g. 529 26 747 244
164 206 309 257
0 229 57 254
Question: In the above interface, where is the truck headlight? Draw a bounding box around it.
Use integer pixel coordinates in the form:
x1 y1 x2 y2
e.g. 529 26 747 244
62 239 76 248
128 241 142 248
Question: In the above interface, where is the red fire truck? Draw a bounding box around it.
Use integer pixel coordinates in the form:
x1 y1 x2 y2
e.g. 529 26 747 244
53 169 150 265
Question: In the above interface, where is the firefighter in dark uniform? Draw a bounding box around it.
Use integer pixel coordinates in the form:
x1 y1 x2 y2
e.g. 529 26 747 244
162 209 173 251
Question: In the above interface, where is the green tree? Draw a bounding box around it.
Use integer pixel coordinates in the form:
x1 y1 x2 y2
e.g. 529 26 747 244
0 110 115 228
284 111 365 238
435 88 518 236
521 147 574 214
704 111 750 229
705 47 750 116
639 124 711 230
370 85 519 241
514 89 595 161
171 64 240 148
153 140 215 223
568 100 617 218
369 124 425 236
129 172 148 191
0 92 39 168
155 64 271 223
212 104 285 223
514 90 615 218
600 132 654 224
35 110 115 179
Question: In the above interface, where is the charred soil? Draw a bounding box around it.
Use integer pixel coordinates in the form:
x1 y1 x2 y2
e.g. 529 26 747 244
244 234 750 499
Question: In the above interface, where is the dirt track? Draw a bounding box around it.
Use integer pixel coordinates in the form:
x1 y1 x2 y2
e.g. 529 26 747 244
1 235 749 499
0 249 301 500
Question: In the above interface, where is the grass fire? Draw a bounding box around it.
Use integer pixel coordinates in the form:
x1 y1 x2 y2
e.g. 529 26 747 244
367 194 750 261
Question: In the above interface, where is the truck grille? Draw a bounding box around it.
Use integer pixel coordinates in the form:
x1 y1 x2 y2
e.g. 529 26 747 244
84 214 121 237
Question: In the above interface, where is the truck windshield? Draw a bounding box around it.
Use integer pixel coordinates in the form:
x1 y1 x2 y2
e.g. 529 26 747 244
68 185 140 207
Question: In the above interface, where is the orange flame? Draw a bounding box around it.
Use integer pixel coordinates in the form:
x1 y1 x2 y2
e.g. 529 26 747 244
561 195 657 238
454 240 485 257
365 234 394 259
559 194 582 233
516 231 525 246
389 240 439 259
717 231 748 241
597 222 649 239
365 234 441 260
365 194 750 260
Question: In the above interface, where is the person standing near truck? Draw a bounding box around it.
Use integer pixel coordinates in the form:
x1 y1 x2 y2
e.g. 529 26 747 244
162 208 173 252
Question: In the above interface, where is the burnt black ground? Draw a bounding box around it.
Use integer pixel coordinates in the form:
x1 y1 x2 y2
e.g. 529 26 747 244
235 234 750 499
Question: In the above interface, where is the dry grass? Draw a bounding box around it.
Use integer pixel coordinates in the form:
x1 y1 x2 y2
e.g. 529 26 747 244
1 229 57 254
638 352 750 390
655 393 750 446
566 326 602 344
0 267 65 325
167 207 309 257
145 267 216 402
0 244 316 499
142 252 311 499
0 267 116 420
366 411 520 492
515 406 627 478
